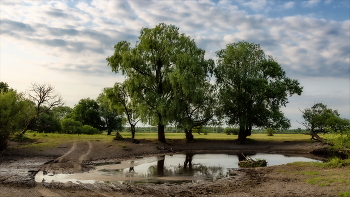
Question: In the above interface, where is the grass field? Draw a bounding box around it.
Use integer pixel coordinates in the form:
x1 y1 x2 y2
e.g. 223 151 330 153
119 132 312 141
20 131 312 148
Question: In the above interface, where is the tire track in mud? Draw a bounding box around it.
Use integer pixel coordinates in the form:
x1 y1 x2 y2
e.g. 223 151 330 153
77 141 93 171
54 142 77 163
79 141 93 163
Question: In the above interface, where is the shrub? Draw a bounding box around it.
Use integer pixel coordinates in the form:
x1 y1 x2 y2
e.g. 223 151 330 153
266 128 275 136
0 90 35 151
60 118 83 134
81 125 101 135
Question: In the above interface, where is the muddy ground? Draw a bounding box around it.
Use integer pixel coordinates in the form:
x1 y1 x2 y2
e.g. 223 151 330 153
0 138 348 197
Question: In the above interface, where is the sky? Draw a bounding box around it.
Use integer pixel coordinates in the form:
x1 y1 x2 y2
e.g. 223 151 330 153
1 0 349 129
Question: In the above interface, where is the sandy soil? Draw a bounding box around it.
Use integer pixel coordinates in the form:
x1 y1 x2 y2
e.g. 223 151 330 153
0 138 347 197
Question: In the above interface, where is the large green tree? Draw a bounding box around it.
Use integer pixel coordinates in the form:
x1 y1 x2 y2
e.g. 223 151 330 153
215 41 303 142
172 80 216 141
70 98 103 130
97 90 123 135
300 103 350 141
107 23 213 142
105 82 139 138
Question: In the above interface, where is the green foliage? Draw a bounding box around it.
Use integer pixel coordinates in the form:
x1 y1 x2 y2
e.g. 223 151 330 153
97 90 123 135
224 127 239 135
0 90 35 150
266 128 275 136
21 83 64 135
326 130 350 156
52 106 73 120
70 98 103 130
104 82 139 137
214 41 302 142
60 118 83 134
339 192 350 197
107 23 213 142
0 81 10 92
81 125 101 135
30 107 61 133
301 103 349 134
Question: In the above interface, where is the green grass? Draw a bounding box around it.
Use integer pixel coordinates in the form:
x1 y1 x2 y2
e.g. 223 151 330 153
339 192 350 197
18 132 115 149
119 132 311 141
16 132 312 149
285 158 350 195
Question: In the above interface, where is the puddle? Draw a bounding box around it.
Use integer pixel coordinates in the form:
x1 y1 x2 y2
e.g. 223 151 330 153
35 153 321 184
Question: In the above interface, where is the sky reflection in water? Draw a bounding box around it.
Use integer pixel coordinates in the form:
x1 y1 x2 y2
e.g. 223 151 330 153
35 153 320 184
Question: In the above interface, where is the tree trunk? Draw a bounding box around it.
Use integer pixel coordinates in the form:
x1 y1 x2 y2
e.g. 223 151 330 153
238 125 252 143
185 129 194 142
158 124 166 143
131 124 136 139
238 127 248 143
21 118 35 135
107 128 112 135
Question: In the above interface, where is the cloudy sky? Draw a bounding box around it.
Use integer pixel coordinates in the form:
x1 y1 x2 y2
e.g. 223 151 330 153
1 0 349 128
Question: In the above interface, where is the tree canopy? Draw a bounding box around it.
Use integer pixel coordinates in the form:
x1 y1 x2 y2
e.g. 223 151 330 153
104 82 139 138
107 23 214 142
97 90 123 135
300 103 350 135
0 89 35 150
21 83 64 134
214 41 303 142
70 98 103 130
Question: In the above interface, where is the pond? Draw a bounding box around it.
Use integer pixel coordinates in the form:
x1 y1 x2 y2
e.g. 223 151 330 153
35 153 321 184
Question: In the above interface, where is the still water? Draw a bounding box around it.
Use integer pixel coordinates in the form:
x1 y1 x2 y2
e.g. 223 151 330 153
35 153 321 184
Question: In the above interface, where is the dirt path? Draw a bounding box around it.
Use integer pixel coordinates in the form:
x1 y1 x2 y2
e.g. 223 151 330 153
79 141 93 163
54 142 77 163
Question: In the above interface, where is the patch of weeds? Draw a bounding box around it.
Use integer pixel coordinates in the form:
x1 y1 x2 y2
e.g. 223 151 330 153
305 177 329 186
289 158 350 169
339 191 350 197
322 158 350 168
305 174 350 187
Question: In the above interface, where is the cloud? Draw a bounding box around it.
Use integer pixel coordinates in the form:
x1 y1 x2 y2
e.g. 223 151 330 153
241 0 269 11
1 0 349 81
302 0 321 8
284 1 295 9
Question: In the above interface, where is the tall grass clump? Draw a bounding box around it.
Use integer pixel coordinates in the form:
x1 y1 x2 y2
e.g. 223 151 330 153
326 130 350 157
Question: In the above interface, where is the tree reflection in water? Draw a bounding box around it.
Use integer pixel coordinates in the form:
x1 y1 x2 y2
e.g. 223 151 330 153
147 153 225 180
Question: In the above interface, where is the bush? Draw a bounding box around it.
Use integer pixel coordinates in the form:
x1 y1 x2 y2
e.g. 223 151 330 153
60 118 83 134
266 128 275 136
81 125 101 135
327 130 350 156
224 127 239 135
0 90 35 151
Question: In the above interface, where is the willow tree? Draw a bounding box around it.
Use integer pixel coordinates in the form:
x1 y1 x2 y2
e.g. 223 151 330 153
215 41 303 143
104 82 139 139
107 23 213 142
